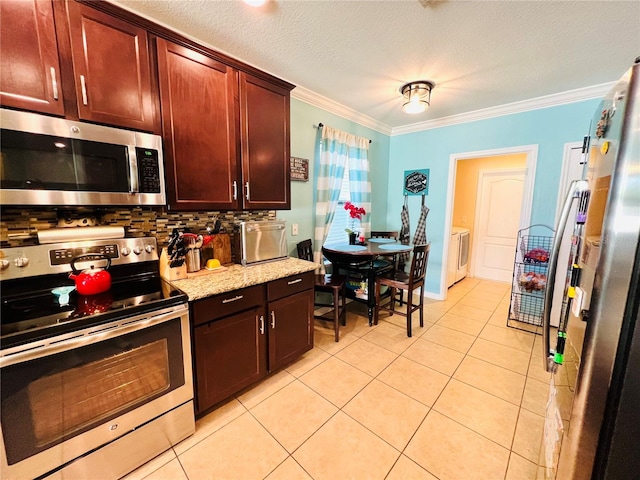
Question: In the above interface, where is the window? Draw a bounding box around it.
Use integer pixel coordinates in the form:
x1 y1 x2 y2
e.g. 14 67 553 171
324 166 350 246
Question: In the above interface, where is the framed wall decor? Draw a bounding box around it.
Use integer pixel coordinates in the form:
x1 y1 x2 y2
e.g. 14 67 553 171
290 157 309 182
403 169 429 195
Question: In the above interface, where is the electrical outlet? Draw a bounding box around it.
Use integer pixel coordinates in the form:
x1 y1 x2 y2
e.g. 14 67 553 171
291 223 299 236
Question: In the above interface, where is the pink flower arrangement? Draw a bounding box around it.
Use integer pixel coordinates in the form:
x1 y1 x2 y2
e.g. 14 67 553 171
344 201 366 235
344 201 366 220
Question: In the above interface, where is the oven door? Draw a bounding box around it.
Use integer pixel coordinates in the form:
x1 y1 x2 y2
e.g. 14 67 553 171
0 303 193 480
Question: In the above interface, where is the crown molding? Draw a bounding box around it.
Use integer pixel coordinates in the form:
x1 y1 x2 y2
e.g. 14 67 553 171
293 81 613 138
291 86 392 135
391 82 615 136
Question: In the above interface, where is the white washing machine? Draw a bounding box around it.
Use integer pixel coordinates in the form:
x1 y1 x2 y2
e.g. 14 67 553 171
447 226 470 287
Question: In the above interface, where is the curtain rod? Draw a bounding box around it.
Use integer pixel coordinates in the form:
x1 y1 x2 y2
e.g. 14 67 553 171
317 123 372 144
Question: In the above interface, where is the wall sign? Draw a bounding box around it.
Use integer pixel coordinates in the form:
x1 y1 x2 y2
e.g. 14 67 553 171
403 169 429 195
290 157 309 182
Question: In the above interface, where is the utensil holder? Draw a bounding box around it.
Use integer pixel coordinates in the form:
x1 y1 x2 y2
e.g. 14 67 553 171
186 248 201 272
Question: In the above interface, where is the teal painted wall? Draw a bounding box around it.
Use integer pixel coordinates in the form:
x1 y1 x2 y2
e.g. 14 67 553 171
281 97 600 296
278 98 391 255
388 99 600 295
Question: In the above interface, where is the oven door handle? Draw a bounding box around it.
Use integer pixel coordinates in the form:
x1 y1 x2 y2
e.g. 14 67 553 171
0 304 188 367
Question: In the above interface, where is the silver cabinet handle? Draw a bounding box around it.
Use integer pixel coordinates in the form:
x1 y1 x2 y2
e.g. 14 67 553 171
50 67 59 100
245 182 250 200
542 179 589 372
270 311 276 329
232 180 238 200
80 75 88 105
259 315 265 335
287 278 302 285
222 295 243 304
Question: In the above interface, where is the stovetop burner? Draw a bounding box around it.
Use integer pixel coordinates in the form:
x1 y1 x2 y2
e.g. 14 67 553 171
0 236 187 350
1 273 186 349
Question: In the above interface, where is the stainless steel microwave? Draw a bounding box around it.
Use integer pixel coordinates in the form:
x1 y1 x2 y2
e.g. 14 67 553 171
0 109 166 206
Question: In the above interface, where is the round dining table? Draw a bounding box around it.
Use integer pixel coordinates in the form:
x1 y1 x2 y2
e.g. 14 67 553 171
322 239 412 326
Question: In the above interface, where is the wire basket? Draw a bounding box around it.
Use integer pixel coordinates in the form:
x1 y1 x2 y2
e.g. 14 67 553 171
508 224 554 331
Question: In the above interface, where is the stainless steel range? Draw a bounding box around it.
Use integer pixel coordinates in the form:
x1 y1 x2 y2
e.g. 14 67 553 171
0 233 194 479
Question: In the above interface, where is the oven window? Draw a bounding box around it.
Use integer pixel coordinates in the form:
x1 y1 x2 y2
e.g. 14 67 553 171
1 318 185 465
0 129 129 192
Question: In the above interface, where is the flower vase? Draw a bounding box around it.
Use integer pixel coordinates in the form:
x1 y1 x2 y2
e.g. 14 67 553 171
348 232 357 245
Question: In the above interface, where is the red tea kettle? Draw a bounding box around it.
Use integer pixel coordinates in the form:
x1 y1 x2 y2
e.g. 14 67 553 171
69 254 112 296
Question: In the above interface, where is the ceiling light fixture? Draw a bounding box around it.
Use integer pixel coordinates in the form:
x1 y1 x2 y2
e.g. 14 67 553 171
400 80 435 114
243 0 267 6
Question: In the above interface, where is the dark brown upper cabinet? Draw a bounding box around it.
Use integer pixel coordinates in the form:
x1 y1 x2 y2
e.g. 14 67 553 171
158 41 293 211
0 1 158 132
65 1 157 132
157 38 240 211
240 73 291 210
0 0 65 116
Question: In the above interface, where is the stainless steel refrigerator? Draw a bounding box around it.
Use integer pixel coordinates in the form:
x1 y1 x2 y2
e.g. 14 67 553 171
538 57 640 479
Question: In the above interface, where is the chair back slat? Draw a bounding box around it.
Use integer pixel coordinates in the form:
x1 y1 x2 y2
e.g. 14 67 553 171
370 231 399 240
297 239 314 262
409 244 430 287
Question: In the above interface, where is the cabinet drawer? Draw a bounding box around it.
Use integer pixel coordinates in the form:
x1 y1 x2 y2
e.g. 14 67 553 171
267 271 313 302
192 285 264 326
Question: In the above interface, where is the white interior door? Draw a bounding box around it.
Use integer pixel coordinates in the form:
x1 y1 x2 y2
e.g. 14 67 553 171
472 169 525 282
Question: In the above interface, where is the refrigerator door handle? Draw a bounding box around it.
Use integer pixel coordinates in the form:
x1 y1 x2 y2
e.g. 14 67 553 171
542 179 589 372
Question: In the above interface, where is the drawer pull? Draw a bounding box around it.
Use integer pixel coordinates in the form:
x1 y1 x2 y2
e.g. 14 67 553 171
259 315 265 334
287 278 303 285
222 295 243 304
270 311 276 329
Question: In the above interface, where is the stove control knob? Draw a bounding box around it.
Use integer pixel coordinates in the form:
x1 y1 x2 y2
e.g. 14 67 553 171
121 247 131 256
133 246 142 255
145 245 155 254
0 259 9 271
14 256 29 267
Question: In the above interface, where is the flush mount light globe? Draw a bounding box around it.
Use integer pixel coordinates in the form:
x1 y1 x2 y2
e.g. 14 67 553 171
400 80 435 114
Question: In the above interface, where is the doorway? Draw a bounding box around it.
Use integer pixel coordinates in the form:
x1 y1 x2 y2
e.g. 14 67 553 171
442 145 538 298
472 168 526 282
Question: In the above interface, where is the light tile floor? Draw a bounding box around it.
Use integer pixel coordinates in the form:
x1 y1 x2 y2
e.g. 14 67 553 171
125 277 551 480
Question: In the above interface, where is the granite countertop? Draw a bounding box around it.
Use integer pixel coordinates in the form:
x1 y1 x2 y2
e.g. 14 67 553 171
170 257 318 301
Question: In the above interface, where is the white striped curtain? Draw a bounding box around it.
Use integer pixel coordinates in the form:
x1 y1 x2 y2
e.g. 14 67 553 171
314 125 371 269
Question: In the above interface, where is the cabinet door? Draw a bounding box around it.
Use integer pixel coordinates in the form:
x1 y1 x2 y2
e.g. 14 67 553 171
268 289 313 371
0 0 64 115
239 72 291 210
157 38 240 211
66 1 157 131
194 308 267 413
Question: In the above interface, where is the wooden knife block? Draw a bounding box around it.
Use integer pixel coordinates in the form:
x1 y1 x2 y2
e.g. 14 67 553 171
159 248 187 281
210 234 232 265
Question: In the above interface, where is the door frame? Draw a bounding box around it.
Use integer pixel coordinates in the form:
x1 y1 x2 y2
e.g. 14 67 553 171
556 142 584 223
470 167 527 279
441 144 538 299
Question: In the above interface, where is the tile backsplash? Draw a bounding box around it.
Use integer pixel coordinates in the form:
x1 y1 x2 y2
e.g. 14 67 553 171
0 207 276 249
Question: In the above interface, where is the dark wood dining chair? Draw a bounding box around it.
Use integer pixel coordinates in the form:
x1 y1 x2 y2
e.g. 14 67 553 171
297 239 347 342
370 230 404 304
374 243 430 337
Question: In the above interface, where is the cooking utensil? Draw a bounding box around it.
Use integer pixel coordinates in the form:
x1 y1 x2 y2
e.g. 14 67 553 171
69 254 112 295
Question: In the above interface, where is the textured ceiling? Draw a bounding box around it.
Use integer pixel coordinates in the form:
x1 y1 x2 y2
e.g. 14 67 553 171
113 0 640 132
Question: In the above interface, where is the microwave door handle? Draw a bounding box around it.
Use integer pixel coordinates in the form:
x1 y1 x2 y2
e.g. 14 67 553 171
542 179 589 373
128 146 139 193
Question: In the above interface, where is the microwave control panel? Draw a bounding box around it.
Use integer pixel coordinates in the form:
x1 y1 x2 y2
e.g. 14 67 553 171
136 147 161 193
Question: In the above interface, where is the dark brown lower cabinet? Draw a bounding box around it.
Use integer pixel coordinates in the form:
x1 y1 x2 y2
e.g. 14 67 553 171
194 306 266 413
192 273 314 414
267 287 314 371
